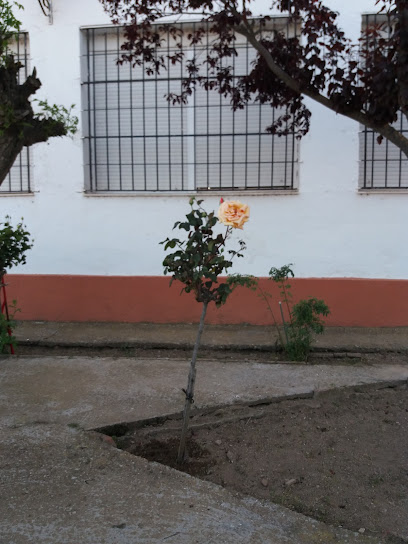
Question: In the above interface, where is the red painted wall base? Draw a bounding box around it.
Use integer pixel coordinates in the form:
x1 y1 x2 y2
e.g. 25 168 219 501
5 274 408 327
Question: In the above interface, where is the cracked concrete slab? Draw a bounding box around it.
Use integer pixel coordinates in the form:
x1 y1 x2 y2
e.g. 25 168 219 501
0 423 381 544
1 356 406 543
0 357 407 428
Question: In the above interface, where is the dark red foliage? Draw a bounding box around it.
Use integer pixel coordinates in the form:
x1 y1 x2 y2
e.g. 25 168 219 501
99 0 408 153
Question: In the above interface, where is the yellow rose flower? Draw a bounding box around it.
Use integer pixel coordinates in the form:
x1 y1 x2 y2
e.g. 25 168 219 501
218 200 250 229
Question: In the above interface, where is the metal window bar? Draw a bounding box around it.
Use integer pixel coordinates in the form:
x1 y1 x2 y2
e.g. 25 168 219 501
0 32 31 194
180 28 185 191
92 29 98 190
167 25 172 191
360 13 408 189
193 22 197 190
85 29 93 190
82 20 299 193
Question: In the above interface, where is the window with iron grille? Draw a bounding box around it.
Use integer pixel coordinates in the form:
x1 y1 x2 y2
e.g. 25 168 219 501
359 14 408 190
0 32 31 194
81 21 299 193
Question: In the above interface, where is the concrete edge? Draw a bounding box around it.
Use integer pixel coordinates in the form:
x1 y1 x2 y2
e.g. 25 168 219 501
15 338 408 354
93 378 408 438
85 426 386 544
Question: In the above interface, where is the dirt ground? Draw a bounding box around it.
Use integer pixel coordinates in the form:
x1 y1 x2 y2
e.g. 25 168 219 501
116 384 408 544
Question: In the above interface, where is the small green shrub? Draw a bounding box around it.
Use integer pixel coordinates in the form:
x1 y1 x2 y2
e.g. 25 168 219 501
0 298 19 353
261 265 330 361
0 217 33 353
286 297 330 361
0 216 33 273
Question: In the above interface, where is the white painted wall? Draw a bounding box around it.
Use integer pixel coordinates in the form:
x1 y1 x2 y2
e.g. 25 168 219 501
1 0 406 279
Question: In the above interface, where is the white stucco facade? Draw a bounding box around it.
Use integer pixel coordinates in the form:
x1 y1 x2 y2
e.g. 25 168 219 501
1 0 407 282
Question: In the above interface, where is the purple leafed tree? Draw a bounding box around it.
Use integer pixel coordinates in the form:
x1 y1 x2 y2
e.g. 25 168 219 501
100 0 408 157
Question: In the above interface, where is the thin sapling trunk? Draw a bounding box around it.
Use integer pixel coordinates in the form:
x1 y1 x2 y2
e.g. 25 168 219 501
177 300 208 464
161 199 250 465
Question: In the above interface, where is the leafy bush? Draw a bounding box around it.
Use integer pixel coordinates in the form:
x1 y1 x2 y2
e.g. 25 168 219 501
286 298 330 361
0 299 18 354
0 217 33 353
259 264 330 361
0 216 33 273
161 197 254 463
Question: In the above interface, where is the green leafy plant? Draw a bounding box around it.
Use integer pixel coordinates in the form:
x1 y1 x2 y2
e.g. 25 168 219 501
33 99 78 136
0 216 33 273
0 0 22 56
286 298 330 361
161 197 255 463
269 264 295 344
0 298 18 354
0 217 33 353
262 265 330 361
256 283 284 348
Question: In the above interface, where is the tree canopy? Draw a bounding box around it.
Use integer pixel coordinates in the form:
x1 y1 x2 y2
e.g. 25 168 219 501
100 0 408 157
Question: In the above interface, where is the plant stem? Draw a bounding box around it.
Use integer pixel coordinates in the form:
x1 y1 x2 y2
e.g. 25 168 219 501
257 285 284 347
279 301 289 345
282 283 292 325
0 272 15 354
177 300 208 464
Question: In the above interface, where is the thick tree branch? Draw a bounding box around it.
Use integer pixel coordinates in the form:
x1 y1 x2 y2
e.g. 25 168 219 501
22 118 66 146
234 16 408 157
0 117 66 186
101 0 408 158
0 55 67 185
396 0 408 122
233 20 335 111
19 68 41 100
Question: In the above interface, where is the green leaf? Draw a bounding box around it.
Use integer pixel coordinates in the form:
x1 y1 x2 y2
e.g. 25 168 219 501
160 198 249 305
0 216 33 272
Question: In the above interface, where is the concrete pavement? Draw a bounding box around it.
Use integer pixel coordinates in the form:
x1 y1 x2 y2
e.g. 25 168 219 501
1 321 408 542
1 345 408 543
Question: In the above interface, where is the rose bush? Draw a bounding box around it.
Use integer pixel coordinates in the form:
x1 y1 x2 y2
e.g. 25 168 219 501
161 198 255 463
218 200 250 230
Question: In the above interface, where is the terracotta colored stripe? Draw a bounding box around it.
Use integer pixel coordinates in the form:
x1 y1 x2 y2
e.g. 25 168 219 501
5 274 408 327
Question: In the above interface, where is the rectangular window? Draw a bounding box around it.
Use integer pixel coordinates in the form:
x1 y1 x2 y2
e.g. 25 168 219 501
81 21 299 193
359 14 408 190
0 32 31 194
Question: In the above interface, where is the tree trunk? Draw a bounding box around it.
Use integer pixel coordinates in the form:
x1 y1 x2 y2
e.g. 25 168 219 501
177 301 208 464
0 55 67 186
0 131 24 185
375 121 408 158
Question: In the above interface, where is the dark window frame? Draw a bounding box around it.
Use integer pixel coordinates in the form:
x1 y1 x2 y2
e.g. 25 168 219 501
359 13 408 190
81 20 300 193
0 32 31 194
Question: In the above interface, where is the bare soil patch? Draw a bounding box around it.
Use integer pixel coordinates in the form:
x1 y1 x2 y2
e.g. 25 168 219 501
115 384 408 543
